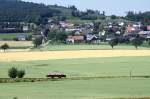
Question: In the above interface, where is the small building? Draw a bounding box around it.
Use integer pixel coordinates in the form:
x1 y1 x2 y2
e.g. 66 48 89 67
126 26 136 33
147 25 150 31
138 31 150 39
86 34 100 44
17 34 27 41
66 36 84 44
23 26 29 32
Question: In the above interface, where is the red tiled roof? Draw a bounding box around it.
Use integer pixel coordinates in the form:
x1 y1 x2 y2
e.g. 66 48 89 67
68 36 84 41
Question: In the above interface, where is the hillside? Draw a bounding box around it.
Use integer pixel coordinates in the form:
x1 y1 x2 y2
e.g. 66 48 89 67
0 0 61 23
0 0 107 24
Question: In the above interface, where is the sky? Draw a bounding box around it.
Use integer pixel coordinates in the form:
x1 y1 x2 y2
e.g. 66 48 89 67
23 0 150 16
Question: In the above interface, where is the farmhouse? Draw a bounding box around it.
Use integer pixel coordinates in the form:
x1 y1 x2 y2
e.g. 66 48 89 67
138 31 150 39
147 25 150 31
86 33 100 44
66 35 84 44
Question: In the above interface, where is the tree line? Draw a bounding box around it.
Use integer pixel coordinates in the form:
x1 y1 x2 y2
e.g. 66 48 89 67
0 0 60 24
126 11 150 25
0 0 150 25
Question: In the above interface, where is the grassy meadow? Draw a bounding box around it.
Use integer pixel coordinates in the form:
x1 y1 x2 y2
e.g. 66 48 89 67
0 56 150 78
0 57 150 98
0 33 32 40
33 44 150 51
0 79 150 99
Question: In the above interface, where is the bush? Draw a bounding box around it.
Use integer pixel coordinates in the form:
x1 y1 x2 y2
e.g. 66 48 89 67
8 67 18 78
131 36 143 49
148 40 150 47
13 97 18 99
109 38 118 49
17 70 25 78
33 36 43 47
1 43 9 52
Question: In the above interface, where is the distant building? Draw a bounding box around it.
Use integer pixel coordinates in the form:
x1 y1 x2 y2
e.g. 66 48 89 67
23 26 29 32
138 31 150 39
59 21 74 28
147 25 150 31
66 36 84 44
86 33 100 44
17 34 27 41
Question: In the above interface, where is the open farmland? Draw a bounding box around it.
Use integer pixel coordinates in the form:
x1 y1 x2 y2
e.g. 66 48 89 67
0 33 32 40
1 79 150 99
0 57 150 99
1 50 150 61
0 56 150 78
33 44 150 51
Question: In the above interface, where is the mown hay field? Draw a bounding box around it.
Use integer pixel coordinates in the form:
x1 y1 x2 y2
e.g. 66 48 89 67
0 41 33 48
1 50 150 61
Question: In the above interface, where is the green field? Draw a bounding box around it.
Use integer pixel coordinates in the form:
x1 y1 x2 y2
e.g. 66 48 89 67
0 33 32 40
0 56 150 99
33 44 150 51
0 79 150 99
0 56 150 78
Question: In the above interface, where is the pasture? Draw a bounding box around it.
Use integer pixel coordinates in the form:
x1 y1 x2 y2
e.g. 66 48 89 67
0 79 150 99
0 56 150 78
34 44 150 51
0 56 150 99
0 33 32 40
0 48 150 99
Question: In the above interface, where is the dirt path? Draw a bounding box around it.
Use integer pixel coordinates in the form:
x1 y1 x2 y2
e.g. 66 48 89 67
0 50 150 61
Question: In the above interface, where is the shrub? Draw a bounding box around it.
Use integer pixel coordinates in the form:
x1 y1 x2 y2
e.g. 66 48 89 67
33 36 43 48
131 36 143 49
1 43 9 52
8 67 18 78
13 97 18 99
17 70 25 78
148 40 150 47
109 38 118 49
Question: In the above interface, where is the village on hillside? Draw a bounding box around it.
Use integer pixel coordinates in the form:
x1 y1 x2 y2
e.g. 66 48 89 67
1 19 150 45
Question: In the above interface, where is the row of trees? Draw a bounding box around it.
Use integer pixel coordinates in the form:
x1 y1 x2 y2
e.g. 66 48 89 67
109 36 144 49
71 9 105 20
0 0 60 24
126 11 150 25
8 67 25 78
33 30 68 47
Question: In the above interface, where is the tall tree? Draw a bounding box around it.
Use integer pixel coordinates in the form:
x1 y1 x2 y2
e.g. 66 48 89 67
1 43 9 52
131 36 143 49
109 38 118 49
33 36 43 47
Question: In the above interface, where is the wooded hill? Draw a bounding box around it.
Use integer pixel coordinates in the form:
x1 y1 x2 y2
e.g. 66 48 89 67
0 0 150 25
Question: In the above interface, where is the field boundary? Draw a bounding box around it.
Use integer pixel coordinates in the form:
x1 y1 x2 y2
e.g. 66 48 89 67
1 75 150 83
